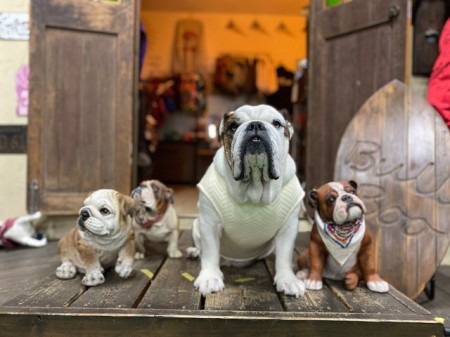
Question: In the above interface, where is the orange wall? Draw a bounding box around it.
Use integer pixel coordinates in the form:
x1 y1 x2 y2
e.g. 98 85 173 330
140 10 307 79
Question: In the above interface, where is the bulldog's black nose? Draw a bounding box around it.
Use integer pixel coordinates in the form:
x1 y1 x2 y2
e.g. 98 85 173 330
80 210 90 221
246 121 266 132
341 194 353 203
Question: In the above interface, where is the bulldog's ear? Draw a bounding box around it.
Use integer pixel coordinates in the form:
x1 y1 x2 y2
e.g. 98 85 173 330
286 121 294 140
308 189 319 209
118 194 136 216
349 180 358 191
165 187 174 204
219 110 236 140
83 192 93 206
130 186 142 199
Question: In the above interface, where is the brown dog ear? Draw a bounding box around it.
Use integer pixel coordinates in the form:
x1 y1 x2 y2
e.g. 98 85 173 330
165 187 174 204
118 194 137 216
349 180 358 191
308 189 319 209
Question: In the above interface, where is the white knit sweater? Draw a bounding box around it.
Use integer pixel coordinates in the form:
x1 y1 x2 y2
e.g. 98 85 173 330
196 164 303 260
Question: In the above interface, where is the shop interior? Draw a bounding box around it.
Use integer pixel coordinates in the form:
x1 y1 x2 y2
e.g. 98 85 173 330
136 0 310 185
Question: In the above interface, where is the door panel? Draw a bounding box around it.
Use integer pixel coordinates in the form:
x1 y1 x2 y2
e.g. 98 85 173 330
28 0 138 214
306 0 409 191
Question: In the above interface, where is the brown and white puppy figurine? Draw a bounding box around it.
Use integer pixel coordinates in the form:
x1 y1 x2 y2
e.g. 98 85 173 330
56 189 136 286
296 181 389 293
131 180 182 259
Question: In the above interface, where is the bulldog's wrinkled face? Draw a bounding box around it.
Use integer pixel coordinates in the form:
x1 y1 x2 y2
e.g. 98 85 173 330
131 180 173 224
219 105 293 182
309 181 366 225
78 189 135 237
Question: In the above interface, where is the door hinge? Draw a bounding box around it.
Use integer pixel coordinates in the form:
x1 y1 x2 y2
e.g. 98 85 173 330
28 180 39 213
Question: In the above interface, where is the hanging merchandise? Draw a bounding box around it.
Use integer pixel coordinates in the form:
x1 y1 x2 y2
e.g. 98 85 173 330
139 78 177 126
255 55 278 96
177 73 206 113
266 65 294 114
172 19 205 74
213 54 261 97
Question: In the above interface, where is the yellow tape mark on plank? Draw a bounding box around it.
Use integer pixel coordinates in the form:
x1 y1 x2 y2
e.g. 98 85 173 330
181 272 195 282
140 268 154 280
234 277 256 283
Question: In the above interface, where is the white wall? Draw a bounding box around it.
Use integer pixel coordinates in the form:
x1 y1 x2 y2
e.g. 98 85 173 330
0 0 29 219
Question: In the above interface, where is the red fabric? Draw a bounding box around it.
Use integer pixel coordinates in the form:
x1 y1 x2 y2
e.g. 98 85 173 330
0 218 17 249
427 19 450 128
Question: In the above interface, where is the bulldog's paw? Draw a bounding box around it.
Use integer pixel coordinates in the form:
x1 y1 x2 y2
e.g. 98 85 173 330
56 261 76 279
274 272 305 297
305 278 323 290
135 252 145 260
194 269 224 295
295 269 309 280
115 261 133 278
82 270 105 286
367 280 389 293
186 246 200 259
366 274 389 293
168 249 183 258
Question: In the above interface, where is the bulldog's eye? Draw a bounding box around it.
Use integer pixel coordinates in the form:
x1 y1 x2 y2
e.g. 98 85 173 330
152 186 159 194
99 207 110 215
229 122 239 132
327 196 336 205
272 120 282 129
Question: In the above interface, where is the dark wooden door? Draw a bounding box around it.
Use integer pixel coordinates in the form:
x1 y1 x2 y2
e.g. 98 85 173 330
28 0 138 214
306 0 409 191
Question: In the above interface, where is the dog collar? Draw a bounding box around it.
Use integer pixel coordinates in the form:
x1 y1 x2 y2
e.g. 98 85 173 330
141 213 164 228
315 210 365 266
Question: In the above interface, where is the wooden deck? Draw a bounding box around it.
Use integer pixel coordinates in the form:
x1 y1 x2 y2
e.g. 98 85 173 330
0 230 447 337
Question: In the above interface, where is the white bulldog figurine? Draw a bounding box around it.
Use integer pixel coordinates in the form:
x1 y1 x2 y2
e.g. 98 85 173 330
0 211 46 249
188 104 306 297
56 189 136 286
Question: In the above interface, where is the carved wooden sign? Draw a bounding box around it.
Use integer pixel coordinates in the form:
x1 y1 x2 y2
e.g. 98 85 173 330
334 80 450 299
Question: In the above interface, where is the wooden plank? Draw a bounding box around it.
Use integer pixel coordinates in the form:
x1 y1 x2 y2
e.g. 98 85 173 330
321 0 402 40
282 285 349 313
137 231 202 310
376 82 412 297
0 307 443 337
265 255 348 313
71 241 167 309
325 280 426 315
0 242 82 308
205 261 283 312
406 92 440 300
4 274 86 308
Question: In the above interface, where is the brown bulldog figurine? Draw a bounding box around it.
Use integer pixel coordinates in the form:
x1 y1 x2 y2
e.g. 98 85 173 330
296 181 389 293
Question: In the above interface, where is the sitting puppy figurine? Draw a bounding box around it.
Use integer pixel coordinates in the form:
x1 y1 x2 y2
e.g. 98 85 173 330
296 181 389 293
188 104 306 297
131 180 182 259
0 211 46 249
56 189 136 286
